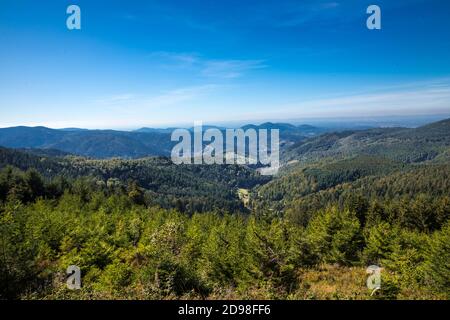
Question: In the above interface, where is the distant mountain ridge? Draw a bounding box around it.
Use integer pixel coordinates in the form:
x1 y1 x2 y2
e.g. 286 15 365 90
1 119 448 161
0 123 324 159
0 126 173 159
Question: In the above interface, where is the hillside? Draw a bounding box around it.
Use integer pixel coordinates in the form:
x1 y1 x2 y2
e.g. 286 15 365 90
0 147 270 213
0 127 174 158
255 159 450 226
282 118 450 164
254 118 450 226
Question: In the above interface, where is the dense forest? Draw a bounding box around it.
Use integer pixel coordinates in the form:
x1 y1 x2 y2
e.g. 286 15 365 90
0 147 269 214
0 119 449 300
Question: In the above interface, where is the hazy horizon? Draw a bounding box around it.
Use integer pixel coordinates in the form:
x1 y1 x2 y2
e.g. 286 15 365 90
0 113 449 131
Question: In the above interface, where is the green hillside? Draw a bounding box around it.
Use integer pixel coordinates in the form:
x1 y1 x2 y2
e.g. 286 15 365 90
0 147 269 214
282 119 450 164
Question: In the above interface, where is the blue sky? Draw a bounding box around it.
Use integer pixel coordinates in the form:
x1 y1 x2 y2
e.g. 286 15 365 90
1 0 450 129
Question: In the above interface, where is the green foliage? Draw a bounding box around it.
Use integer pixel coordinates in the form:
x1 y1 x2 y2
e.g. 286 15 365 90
0 162 448 300
0 147 270 214
363 222 398 264
307 208 363 265
258 162 450 232
424 222 450 297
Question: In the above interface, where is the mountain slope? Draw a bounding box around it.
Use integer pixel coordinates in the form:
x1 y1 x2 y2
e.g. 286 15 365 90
0 146 270 213
283 118 450 164
0 127 174 158
254 118 450 223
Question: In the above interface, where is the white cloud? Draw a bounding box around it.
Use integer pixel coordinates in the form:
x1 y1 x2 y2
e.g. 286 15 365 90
265 81 450 118
201 59 266 79
92 84 219 112
142 84 219 107
94 94 136 106
148 51 266 79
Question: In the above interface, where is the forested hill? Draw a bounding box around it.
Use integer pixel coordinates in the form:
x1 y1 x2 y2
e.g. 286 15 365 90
282 118 450 164
0 147 270 213
0 126 174 158
254 118 450 229
254 155 450 225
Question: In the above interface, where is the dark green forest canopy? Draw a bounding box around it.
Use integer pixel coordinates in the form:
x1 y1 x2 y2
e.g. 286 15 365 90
0 147 270 213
